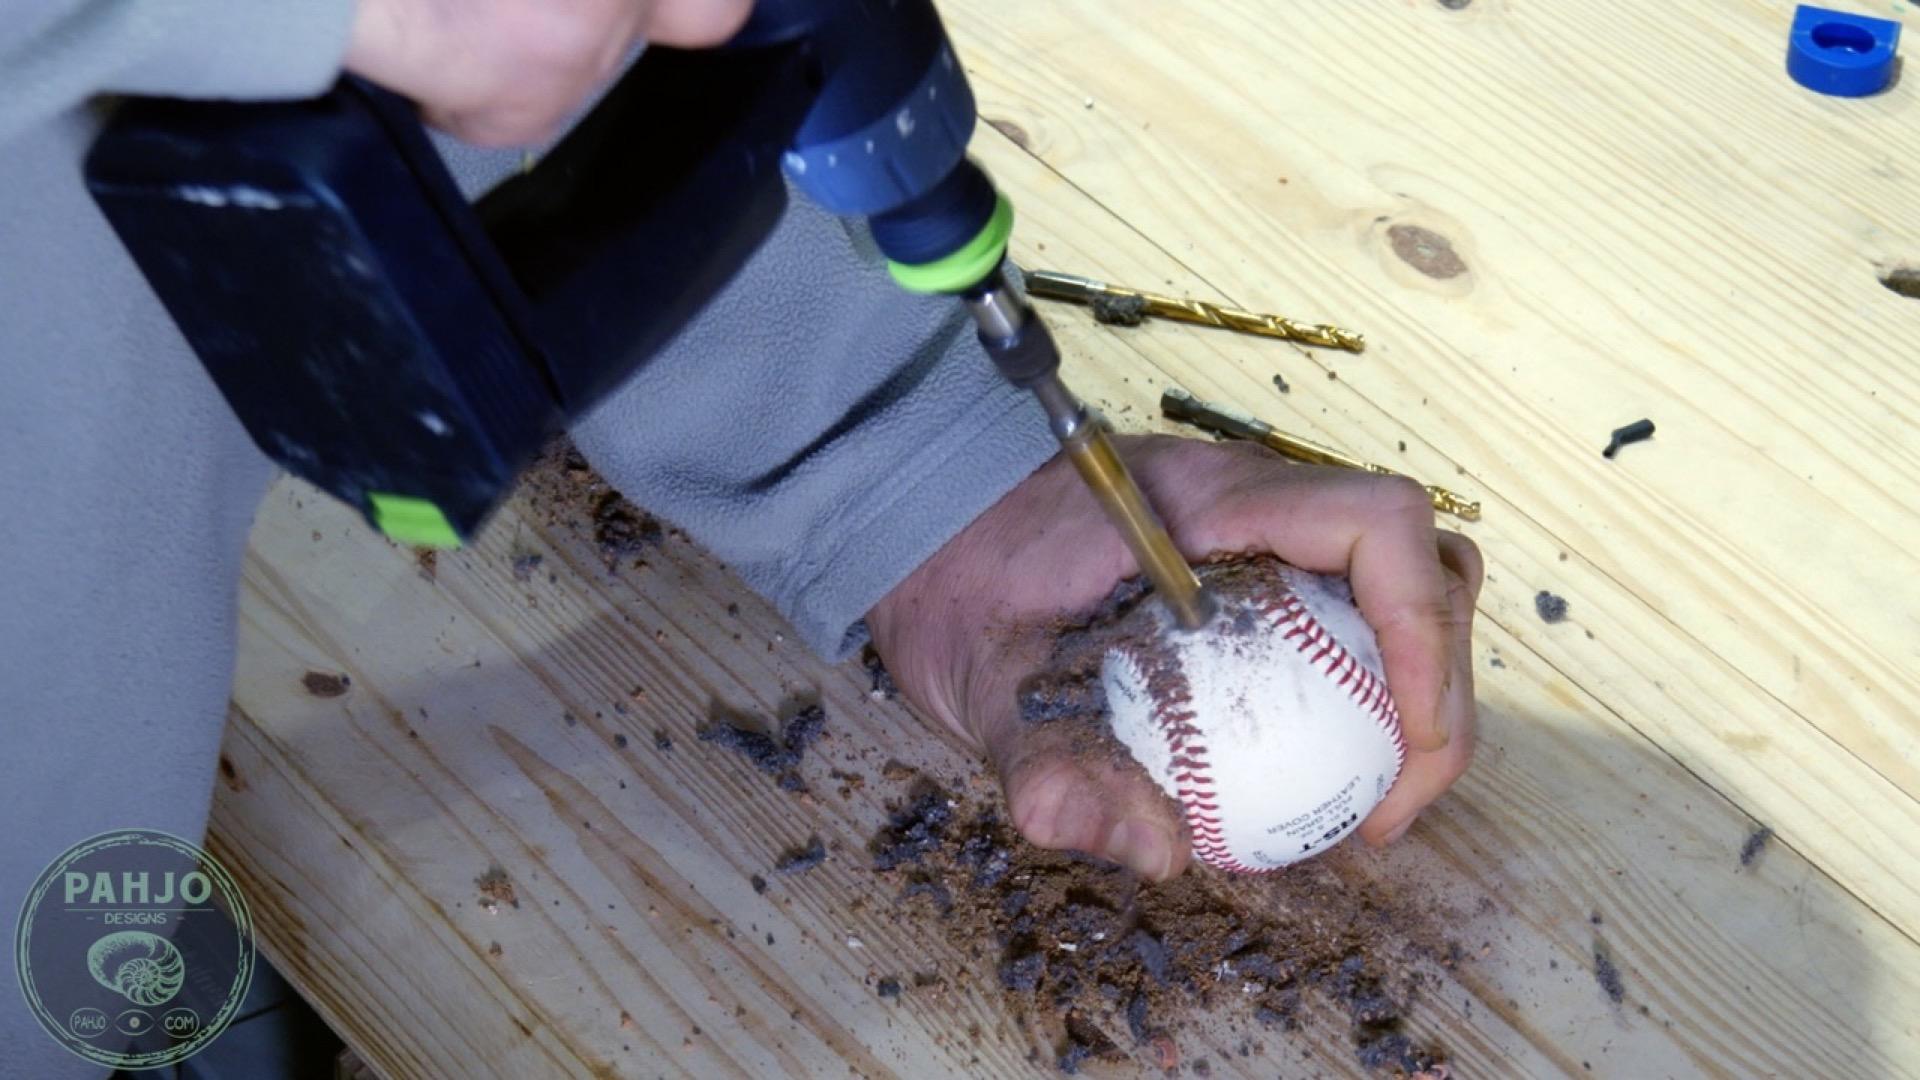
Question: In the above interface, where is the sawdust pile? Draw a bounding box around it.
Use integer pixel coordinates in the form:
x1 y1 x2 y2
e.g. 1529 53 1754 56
870 779 1457 1076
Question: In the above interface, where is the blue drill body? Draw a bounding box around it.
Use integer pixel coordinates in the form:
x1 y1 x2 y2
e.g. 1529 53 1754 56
85 0 1210 624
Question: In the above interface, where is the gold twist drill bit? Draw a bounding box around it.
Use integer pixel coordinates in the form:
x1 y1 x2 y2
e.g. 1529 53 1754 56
1160 386 1481 522
1023 269 1366 354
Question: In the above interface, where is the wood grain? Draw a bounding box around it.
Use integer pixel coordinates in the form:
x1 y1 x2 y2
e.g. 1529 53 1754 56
212 1 1920 1075
217 470 1920 1077
943 0 1920 938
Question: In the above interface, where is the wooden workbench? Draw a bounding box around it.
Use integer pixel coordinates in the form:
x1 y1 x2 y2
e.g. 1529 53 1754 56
210 1 1920 1075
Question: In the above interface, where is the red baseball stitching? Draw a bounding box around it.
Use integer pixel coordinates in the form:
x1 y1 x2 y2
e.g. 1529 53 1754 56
1119 567 1404 874
1111 639 1249 872
1262 590 1407 764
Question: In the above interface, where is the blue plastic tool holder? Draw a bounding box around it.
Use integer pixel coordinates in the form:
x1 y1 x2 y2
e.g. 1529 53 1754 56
1787 5 1902 97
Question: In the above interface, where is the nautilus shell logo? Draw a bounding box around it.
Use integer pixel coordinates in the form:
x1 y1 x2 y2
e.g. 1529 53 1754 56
15 830 254 1068
89 931 188 1006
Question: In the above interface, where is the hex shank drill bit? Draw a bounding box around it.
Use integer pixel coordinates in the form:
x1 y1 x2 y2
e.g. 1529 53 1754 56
963 264 1216 630
1025 269 1366 353
1161 387 1480 522
1038 375 1215 629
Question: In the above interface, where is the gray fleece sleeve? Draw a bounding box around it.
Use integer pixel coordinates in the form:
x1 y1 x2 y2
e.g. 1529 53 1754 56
571 193 1060 658
0 6 352 1076
1 0 355 141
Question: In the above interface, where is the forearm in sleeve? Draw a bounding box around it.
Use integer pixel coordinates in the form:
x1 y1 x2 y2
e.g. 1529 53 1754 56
571 193 1059 659
1 0 356 141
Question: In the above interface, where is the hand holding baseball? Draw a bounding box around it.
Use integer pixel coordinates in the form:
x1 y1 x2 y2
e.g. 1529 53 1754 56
867 435 1483 880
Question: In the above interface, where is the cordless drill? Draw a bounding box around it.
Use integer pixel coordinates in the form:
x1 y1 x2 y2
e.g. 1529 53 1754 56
85 0 1213 627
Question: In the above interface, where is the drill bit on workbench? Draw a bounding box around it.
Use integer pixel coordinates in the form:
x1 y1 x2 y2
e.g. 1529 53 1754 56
1024 269 1366 353
1161 387 1480 522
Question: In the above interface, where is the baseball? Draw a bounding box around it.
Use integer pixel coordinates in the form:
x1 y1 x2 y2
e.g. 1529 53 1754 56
1101 557 1405 872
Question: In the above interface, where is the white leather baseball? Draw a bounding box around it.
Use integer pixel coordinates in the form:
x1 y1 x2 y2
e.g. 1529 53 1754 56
1102 561 1405 872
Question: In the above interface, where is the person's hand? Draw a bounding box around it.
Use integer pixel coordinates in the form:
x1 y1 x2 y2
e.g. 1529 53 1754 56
867 435 1482 880
344 0 753 145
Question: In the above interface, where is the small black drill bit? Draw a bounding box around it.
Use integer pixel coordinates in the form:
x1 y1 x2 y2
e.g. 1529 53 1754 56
1602 419 1655 459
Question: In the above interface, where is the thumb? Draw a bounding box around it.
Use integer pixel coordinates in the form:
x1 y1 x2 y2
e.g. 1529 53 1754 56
990 717 1193 881
643 0 755 47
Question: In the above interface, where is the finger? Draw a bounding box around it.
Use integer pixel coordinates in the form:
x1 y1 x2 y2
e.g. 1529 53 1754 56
1357 686 1474 845
991 720 1192 881
423 104 556 148
1203 469 1453 751
1431 533 1483 758
1435 529 1486 600
1351 483 1453 753
1357 561 1479 845
644 0 755 46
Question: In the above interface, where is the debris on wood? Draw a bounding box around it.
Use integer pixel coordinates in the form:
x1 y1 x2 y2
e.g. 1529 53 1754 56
1602 418 1656 459
302 671 351 698
871 785 955 871
775 836 827 875
475 864 519 912
1592 939 1625 1004
697 704 828 790
591 490 663 561
868 779 1457 1074
862 646 899 701
1535 590 1570 624
1057 1012 1121 1074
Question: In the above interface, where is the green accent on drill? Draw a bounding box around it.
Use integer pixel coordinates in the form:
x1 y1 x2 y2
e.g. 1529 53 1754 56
368 492 463 548
885 195 1014 294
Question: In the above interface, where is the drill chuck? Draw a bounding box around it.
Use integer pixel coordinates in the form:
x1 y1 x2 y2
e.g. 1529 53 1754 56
962 261 1060 387
774 0 977 217
741 2 1220 631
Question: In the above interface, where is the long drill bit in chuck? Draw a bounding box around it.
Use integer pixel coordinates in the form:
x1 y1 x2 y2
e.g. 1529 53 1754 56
964 267 1215 630
1025 269 1366 354
1161 386 1481 522
1032 373 1215 629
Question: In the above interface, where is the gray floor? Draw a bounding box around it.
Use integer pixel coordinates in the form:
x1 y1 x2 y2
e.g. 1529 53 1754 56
110 934 343 1080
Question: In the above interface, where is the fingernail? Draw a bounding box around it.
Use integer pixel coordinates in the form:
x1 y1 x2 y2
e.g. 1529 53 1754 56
1106 818 1173 879
1382 818 1415 845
